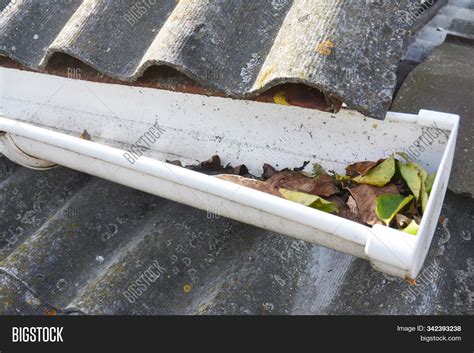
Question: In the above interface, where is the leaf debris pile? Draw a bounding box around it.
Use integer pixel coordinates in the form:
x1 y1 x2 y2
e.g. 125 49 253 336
167 153 436 235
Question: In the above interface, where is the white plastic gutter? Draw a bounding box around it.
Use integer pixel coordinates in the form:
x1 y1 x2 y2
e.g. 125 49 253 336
0 115 372 249
0 67 460 278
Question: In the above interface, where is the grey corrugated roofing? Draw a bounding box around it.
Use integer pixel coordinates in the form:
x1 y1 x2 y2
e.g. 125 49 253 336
0 0 418 119
404 0 474 62
0 154 473 315
1 0 473 316
395 35 474 196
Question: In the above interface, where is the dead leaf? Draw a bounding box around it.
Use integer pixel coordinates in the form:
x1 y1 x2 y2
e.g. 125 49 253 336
327 195 349 217
280 189 338 213
233 164 249 176
346 196 361 222
402 199 420 219
201 155 221 169
293 161 310 172
79 129 91 140
193 155 233 175
166 160 183 167
353 156 396 187
348 184 399 225
345 160 378 178
216 175 282 197
395 214 411 229
262 163 277 179
267 171 339 197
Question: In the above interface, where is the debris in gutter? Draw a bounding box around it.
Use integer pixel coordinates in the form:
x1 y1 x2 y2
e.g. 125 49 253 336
216 175 283 198
79 129 91 140
170 153 436 235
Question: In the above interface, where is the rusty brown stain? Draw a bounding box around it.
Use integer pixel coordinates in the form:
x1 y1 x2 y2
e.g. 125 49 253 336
44 308 57 316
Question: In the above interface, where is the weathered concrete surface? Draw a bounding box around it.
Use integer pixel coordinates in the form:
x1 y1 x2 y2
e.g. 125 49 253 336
393 36 474 196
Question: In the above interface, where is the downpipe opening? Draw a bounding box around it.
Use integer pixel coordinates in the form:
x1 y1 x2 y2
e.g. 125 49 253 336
0 132 57 170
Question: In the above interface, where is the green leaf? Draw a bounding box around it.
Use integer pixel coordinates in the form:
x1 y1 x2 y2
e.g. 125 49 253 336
402 220 419 235
396 151 412 163
375 194 414 226
353 156 395 187
334 173 351 181
398 161 422 201
411 164 429 213
397 159 432 214
279 188 338 213
412 163 428 183
425 173 436 194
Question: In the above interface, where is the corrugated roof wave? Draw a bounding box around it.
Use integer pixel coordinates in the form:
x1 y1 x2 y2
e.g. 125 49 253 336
0 0 417 119
0 155 472 315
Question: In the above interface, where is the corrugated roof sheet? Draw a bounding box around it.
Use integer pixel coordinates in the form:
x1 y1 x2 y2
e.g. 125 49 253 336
395 35 474 196
0 154 473 315
404 0 474 62
1 0 473 316
0 0 418 119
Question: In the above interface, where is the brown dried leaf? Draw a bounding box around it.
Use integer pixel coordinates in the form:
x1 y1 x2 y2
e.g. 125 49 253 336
216 175 283 198
345 161 378 177
346 196 361 222
267 171 339 197
395 214 411 229
327 196 349 217
293 161 310 172
232 164 249 176
79 129 91 141
201 155 222 169
166 160 183 167
348 184 399 225
402 199 420 219
262 163 277 179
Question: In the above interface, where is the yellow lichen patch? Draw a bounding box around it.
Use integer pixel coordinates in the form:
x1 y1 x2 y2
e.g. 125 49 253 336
405 278 417 286
255 65 275 88
183 284 192 293
273 91 290 106
69 223 78 230
316 40 335 56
